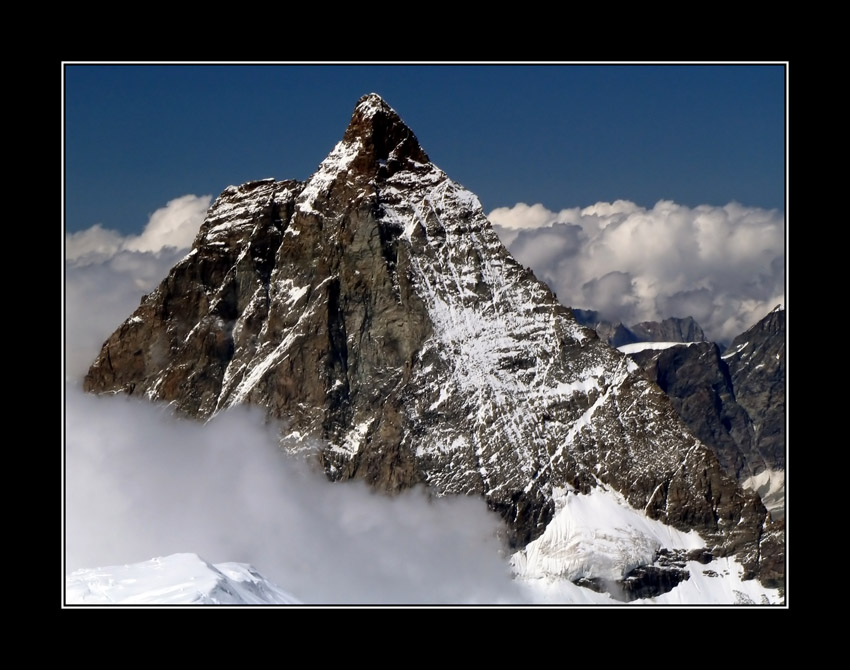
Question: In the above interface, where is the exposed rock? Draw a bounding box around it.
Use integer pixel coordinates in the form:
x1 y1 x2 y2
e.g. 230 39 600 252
723 306 786 474
628 342 754 479
573 311 707 347
85 93 775 582
619 309 786 582
621 307 785 502
630 316 707 343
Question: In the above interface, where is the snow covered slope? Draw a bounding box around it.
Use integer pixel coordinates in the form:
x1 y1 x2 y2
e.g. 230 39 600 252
65 553 300 605
617 341 696 355
511 484 782 604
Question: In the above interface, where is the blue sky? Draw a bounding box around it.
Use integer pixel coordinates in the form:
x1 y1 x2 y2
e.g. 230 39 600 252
63 63 786 236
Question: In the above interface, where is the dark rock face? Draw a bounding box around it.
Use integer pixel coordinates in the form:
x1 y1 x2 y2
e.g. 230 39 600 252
620 308 786 586
622 308 785 486
723 307 786 474
628 342 754 479
574 549 700 602
756 517 785 589
619 565 690 602
572 311 706 347
84 93 774 581
630 316 706 344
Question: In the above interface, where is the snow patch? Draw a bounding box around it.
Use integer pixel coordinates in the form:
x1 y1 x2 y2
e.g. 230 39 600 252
512 486 704 582
329 417 374 456
632 556 782 605
66 553 300 605
742 468 785 519
618 341 696 355
297 139 363 214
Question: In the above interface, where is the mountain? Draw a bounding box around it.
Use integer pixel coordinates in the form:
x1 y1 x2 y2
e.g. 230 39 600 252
615 308 786 588
83 93 778 595
573 311 707 348
66 553 301 605
630 316 706 344
625 341 754 479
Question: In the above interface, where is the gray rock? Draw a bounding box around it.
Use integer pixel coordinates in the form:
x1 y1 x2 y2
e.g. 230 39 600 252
629 316 706 343
723 306 786 474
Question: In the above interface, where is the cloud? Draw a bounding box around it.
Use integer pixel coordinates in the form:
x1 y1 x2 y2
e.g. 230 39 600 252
490 200 785 343
581 271 637 318
64 223 125 262
65 386 522 604
65 194 211 264
123 194 212 253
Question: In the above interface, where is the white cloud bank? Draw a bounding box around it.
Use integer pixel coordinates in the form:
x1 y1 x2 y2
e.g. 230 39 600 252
65 194 211 264
489 200 785 343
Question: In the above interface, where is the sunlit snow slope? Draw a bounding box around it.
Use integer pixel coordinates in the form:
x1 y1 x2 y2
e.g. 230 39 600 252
66 553 301 605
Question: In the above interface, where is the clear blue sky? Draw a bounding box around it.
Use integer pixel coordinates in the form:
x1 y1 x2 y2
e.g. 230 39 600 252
63 63 786 235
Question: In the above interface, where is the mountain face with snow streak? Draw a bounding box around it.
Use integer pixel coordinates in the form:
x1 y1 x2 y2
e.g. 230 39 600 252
615 308 785 588
84 93 774 586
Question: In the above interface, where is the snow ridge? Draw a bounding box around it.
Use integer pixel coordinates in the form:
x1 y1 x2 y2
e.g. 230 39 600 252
66 553 300 605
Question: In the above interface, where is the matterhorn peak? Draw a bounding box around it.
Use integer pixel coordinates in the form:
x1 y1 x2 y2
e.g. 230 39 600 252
340 92 429 169
84 93 780 594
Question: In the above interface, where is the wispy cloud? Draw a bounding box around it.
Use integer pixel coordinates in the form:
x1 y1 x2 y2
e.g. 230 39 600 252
64 194 211 382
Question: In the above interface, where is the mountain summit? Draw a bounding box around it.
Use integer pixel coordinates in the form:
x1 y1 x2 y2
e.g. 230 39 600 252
342 93 430 166
84 94 777 592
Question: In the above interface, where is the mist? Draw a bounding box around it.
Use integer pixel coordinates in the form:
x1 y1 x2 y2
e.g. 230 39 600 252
65 386 522 604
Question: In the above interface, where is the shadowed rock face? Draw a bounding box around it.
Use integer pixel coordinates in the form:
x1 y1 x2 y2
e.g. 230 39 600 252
572 312 707 348
622 308 785 487
85 93 774 580
628 342 756 480
630 316 706 344
723 307 786 474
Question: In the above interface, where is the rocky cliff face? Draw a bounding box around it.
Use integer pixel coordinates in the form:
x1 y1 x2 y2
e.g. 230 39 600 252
630 316 706 344
84 94 774 581
723 306 786 474
627 342 754 479
621 307 786 528
573 312 707 348
622 308 785 481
